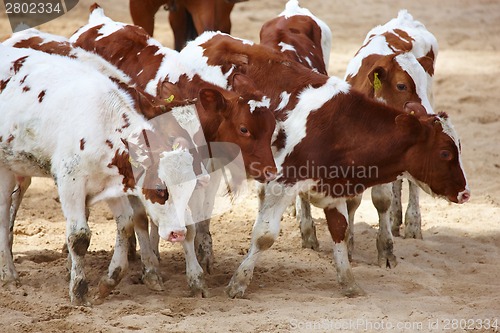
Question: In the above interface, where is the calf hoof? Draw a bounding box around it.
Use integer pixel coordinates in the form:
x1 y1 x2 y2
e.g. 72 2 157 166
70 276 90 306
97 276 118 300
190 285 209 298
301 235 320 251
378 252 398 269
188 276 208 298
341 283 366 298
225 279 247 299
142 269 164 292
404 228 423 240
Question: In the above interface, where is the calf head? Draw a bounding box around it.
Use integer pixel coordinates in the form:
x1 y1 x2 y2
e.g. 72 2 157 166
349 52 434 114
127 131 198 242
397 111 470 204
197 74 277 182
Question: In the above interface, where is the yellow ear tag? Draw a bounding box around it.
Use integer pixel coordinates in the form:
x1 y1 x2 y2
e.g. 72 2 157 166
172 142 180 151
165 94 175 103
373 72 382 91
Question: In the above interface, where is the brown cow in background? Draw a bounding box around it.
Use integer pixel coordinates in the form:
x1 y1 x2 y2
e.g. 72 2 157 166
129 0 247 51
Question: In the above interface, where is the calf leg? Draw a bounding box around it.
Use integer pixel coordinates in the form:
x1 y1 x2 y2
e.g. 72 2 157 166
183 223 208 297
404 180 422 239
391 179 403 236
58 179 91 306
193 169 222 274
346 194 362 261
0 169 19 286
325 200 365 297
296 195 319 250
128 196 163 291
372 184 397 268
226 183 294 298
97 197 135 301
9 176 31 252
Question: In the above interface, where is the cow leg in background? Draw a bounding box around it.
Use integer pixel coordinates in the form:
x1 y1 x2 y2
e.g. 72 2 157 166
404 180 422 239
391 179 403 236
182 222 208 297
346 194 362 261
214 0 234 33
57 177 92 306
226 182 295 298
129 0 164 36
128 196 164 291
168 5 194 51
372 184 397 268
9 176 31 252
96 197 135 301
325 200 365 297
0 168 19 286
296 195 319 250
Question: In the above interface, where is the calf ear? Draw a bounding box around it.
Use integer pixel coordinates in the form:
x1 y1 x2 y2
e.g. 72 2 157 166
199 88 228 116
395 113 423 137
368 66 386 92
231 73 257 93
417 55 435 77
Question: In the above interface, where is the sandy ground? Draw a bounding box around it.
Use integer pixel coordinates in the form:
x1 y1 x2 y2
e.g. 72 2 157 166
1 0 500 332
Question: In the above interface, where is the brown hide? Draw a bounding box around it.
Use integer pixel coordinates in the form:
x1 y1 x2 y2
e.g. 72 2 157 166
260 14 327 75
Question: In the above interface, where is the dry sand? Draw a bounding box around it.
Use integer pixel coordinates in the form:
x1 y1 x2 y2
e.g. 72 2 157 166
1 0 499 332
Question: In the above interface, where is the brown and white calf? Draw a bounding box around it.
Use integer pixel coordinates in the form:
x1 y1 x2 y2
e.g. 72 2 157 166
259 0 331 75
0 44 201 305
259 0 331 251
342 10 440 267
264 8 441 267
69 5 277 272
2 28 225 297
184 31 469 298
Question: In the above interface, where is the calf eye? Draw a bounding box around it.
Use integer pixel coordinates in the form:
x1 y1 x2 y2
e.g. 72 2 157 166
439 150 452 160
396 83 407 91
240 126 249 135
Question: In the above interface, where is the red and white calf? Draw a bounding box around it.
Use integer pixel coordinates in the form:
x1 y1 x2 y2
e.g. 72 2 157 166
0 45 199 305
259 0 331 251
264 8 441 267
259 0 331 75
185 31 469 297
343 10 440 267
69 5 277 273
3 28 219 297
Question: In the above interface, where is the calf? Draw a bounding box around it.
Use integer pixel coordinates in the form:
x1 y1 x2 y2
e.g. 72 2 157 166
70 5 277 273
343 10 439 267
129 0 245 51
0 44 200 305
185 31 469 297
259 0 331 75
3 28 216 295
264 8 440 267
259 0 331 251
